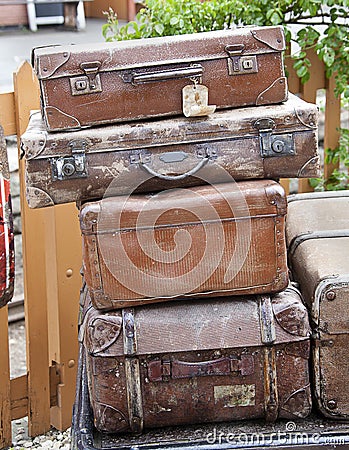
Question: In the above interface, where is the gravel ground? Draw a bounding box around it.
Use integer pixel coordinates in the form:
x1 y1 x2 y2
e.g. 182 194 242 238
9 321 73 449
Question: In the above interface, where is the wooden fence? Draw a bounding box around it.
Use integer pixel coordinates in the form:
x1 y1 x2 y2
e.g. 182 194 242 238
0 50 342 448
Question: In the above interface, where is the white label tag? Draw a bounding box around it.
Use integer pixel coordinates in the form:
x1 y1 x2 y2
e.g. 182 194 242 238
182 84 216 118
214 384 256 407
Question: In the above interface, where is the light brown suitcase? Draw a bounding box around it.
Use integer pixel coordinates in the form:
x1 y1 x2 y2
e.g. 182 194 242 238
32 26 287 132
286 191 349 419
21 94 319 209
79 283 312 434
80 179 288 310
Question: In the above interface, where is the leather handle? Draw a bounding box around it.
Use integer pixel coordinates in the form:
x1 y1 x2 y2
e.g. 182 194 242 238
148 355 254 381
131 64 203 85
140 157 209 181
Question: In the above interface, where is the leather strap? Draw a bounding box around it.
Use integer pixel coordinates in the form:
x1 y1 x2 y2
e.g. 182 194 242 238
148 355 254 382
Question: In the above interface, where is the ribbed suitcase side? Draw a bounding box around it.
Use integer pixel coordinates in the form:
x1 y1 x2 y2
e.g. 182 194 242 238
80 180 288 309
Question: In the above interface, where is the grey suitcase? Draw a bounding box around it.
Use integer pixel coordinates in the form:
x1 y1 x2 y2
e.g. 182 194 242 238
286 190 349 419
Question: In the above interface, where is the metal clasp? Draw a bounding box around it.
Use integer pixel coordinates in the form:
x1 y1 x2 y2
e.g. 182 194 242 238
70 61 102 95
254 118 295 158
225 44 258 76
51 139 87 181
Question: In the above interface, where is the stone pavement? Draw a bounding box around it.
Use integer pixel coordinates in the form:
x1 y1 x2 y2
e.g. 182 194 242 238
0 17 109 93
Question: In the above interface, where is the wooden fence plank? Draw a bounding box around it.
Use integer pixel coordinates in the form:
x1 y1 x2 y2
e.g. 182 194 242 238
10 375 28 421
0 92 16 136
46 203 81 430
13 61 51 437
297 50 325 193
324 76 341 180
0 306 11 448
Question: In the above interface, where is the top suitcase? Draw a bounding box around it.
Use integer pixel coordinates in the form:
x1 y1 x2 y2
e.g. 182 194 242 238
32 26 288 132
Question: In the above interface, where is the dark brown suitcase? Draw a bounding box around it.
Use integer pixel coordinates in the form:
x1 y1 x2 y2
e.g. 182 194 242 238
79 283 312 434
21 94 319 209
32 26 287 132
73 341 349 449
80 179 289 310
0 126 15 308
286 191 349 419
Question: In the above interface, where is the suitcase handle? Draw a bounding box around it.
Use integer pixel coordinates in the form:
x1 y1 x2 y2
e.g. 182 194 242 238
148 355 254 381
131 64 203 85
140 156 209 181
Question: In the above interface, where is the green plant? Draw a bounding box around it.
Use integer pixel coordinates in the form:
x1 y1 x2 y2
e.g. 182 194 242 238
102 0 349 190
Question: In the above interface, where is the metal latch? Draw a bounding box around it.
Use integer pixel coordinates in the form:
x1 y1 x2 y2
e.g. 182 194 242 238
254 118 295 158
225 44 258 76
51 139 88 180
70 61 102 96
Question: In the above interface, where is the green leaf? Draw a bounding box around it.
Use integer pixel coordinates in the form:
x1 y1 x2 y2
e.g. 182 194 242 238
322 47 336 67
170 16 179 25
154 23 165 35
296 65 308 78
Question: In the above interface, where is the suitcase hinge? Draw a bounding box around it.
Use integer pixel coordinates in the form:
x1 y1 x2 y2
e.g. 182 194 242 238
51 139 87 181
123 309 137 356
70 61 102 95
225 44 258 76
254 118 295 158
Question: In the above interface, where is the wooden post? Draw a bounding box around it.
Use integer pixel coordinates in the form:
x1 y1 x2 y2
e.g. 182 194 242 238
298 49 326 193
45 202 81 431
14 61 82 432
324 76 341 180
127 0 136 21
13 61 51 437
0 306 11 448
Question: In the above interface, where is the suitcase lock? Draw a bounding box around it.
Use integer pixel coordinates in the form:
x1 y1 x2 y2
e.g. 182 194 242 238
254 118 295 158
70 61 102 96
225 44 258 76
51 139 87 180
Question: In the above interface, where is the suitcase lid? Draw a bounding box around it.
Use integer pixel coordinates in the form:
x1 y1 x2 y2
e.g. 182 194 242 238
79 179 286 233
21 94 317 160
286 192 349 319
32 26 285 80
82 286 310 357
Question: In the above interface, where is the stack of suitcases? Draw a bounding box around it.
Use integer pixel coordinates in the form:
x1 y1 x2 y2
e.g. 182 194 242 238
20 24 349 449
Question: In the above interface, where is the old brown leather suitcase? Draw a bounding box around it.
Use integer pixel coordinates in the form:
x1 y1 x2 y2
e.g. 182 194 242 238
79 283 312 434
80 179 288 310
73 341 349 449
286 191 349 420
32 26 288 132
21 94 319 209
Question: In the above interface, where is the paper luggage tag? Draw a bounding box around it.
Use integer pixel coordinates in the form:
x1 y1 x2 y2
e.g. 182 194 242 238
182 84 216 118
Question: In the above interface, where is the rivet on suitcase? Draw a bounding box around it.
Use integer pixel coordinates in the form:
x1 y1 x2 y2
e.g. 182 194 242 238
21 93 319 209
32 26 288 132
79 284 312 434
0 126 15 308
286 191 349 419
80 180 289 310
